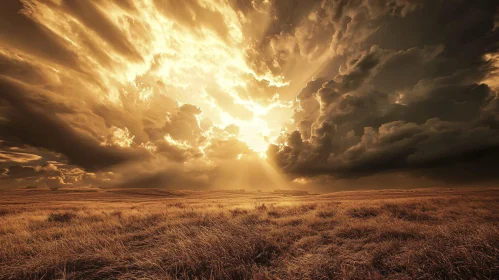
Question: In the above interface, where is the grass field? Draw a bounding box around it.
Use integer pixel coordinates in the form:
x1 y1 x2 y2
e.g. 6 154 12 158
0 188 498 279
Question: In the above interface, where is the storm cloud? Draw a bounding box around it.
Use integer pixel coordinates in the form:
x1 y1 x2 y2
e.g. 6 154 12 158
0 0 498 190
268 0 499 184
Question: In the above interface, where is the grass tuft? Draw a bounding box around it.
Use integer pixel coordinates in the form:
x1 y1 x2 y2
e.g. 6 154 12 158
47 212 75 223
347 206 380 218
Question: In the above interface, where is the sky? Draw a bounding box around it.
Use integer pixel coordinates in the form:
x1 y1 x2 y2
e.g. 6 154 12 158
0 0 498 191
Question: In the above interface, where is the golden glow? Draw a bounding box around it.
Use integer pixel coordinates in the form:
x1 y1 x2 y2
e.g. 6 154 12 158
3 0 347 191
102 127 135 148
483 53 499 92
164 135 192 150
14 0 296 154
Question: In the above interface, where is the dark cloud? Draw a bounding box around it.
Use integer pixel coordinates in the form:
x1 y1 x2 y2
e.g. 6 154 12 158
371 46 443 93
0 77 146 171
0 163 66 188
269 0 499 184
1 165 58 180
270 118 499 182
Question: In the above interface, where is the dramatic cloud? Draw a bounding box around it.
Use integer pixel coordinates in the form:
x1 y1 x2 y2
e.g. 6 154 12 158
0 0 498 190
268 0 499 185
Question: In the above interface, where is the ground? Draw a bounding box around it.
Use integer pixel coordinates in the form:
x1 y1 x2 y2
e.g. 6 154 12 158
0 187 498 279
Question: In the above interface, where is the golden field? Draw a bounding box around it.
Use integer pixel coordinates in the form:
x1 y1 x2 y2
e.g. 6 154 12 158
0 188 498 280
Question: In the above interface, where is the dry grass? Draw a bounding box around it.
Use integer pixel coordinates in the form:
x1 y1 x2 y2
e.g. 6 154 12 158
0 188 498 279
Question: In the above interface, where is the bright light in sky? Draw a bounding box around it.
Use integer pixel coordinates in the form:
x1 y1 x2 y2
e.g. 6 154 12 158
2 0 498 190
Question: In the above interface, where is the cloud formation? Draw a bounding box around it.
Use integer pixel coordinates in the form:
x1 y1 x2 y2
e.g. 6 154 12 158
268 0 499 185
0 0 498 190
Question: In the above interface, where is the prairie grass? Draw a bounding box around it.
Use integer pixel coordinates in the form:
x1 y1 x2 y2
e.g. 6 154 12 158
0 188 498 279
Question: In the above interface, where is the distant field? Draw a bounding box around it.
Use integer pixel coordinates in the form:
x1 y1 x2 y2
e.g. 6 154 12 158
0 188 498 279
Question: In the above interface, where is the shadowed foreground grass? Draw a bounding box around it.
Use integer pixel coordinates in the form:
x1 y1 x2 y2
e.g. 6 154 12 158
0 188 498 279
